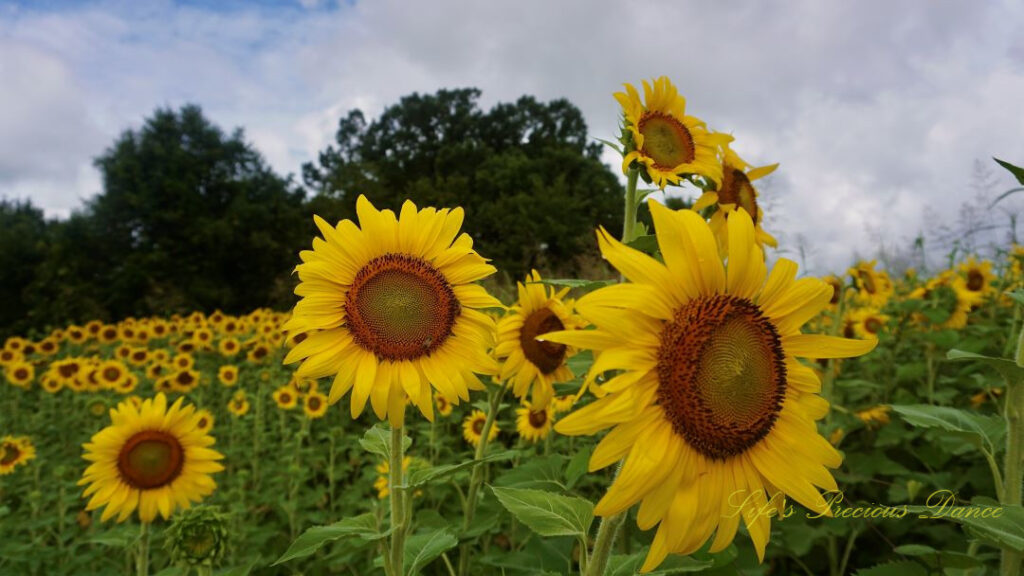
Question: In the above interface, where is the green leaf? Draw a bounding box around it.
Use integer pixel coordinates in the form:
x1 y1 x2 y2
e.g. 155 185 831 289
565 445 592 489
1005 289 1024 307
605 549 714 575
490 486 594 538
905 502 1024 552
273 513 386 565
533 278 616 292
625 234 658 256
494 454 569 491
890 404 1001 453
854 560 928 576
215 561 261 576
595 137 623 155
948 348 1024 383
404 527 458 576
995 157 1024 185
406 450 517 488
359 424 411 461
891 544 982 570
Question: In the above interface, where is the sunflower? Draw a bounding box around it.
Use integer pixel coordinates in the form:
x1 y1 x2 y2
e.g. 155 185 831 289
171 369 201 393
693 144 779 252
495 270 583 408
172 354 194 371
37 337 59 357
96 360 129 390
374 456 412 499
128 348 150 366
848 261 893 308
958 257 996 299
218 365 239 387
462 409 499 448
272 386 299 410
539 202 876 571
615 77 731 189
515 402 554 444
246 343 271 364
283 195 501 426
3 337 26 352
551 394 576 414
4 360 34 388
909 270 980 330
41 376 63 394
98 325 120 344
218 338 241 357
847 308 888 340
303 391 329 419
0 436 36 475
855 405 891 427
116 374 139 395
194 409 214 433
79 394 224 523
227 392 250 417
434 393 453 417
0 349 21 365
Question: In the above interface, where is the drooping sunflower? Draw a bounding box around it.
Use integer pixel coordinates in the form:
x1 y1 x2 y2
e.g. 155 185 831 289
462 409 499 448
79 394 224 523
283 195 501 426
615 77 732 189
958 257 996 299
515 402 554 444
908 270 980 330
0 436 36 475
540 202 876 571
495 270 584 409
693 144 779 252
304 391 329 419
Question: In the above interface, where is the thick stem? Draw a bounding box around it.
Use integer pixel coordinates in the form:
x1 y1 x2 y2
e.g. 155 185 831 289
586 511 626 576
136 522 150 576
1001 380 1023 576
389 423 407 576
621 167 640 244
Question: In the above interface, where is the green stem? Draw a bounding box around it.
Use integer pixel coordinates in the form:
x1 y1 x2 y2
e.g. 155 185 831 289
837 528 859 576
389 422 407 576
136 522 150 576
586 510 626 576
621 167 640 244
458 380 509 576
1001 379 1023 576
925 343 937 405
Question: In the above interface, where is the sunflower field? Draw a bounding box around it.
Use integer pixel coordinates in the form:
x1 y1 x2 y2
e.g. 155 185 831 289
2 76 1023 576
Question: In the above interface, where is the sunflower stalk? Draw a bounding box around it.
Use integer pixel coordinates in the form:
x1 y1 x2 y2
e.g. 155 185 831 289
136 522 150 576
387 421 408 576
621 167 641 244
586 508 626 576
458 379 509 576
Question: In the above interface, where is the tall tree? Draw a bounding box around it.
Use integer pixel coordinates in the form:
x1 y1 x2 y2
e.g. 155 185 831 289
303 89 624 278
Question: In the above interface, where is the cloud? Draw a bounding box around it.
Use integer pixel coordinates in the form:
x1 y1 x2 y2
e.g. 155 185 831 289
1 0 1023 270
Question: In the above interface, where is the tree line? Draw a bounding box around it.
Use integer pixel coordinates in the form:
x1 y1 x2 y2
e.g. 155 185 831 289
0 89 625 338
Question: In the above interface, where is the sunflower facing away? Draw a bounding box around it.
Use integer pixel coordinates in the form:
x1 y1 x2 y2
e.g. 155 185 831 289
539 202 877 571
495 270 584 408
693 144 779 252
615 76 732 189
283 195 501 426
80 394 224 523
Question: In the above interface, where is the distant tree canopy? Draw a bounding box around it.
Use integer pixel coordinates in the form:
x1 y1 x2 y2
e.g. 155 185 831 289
302 88 624 278
1 90 624 338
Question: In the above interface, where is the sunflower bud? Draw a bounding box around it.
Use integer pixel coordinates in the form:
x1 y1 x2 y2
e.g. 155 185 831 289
165 505 228 568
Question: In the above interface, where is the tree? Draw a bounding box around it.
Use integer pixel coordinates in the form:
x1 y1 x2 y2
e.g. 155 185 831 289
0 199 49 338
303 88 624 278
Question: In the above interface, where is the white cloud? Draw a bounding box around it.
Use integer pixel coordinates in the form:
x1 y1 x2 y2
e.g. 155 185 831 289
1 0 1023 272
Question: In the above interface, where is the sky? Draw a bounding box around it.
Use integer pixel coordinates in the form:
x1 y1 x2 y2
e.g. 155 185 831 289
1 0 1023 274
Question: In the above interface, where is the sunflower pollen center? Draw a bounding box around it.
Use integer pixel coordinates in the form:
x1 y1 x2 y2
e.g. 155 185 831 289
638 113 695 169
527 409 548 428
656 295 787 460
117 430 184 490
520 307 567 374
966 269 985 292
718 167 760 222
346 255 459 361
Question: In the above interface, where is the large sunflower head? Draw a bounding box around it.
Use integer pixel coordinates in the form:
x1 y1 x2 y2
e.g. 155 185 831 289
540 201 876 572
79 394 224 523
283 195 502 427
0 436 36 475
693 144 779 252
495 270 584 409
615 77 732 189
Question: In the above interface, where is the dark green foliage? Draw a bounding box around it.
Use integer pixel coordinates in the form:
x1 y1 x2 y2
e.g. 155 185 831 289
302 88 624 278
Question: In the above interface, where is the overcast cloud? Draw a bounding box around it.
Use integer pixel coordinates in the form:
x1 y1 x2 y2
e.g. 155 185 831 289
1 0 1023 273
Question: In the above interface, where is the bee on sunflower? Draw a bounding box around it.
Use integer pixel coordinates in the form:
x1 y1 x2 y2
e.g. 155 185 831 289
495 270 584 409
538 202 876 571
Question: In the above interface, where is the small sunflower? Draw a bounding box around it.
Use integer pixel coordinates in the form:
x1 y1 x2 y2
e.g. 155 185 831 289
172 354 195 371
539 201 876 571
909 270 980 330
272 386 299 410
495 270 583 408
615 76 731 189
515 402 554 444
374 456 412 499
4 361 34 388
283 195 501 426
0 436 36 475
218 338 241 357
462 409 499 448
171 369 201 393
96 360 129 390
855 405 891 427
848 261 893 308
246 343 271 364
227 393 250 417
194 409 215 433
958 257 996 299
79 394 224 523
847 308 889 340
434 393 453 417
693 144 779 252
303 391 329 419
218 366 239 387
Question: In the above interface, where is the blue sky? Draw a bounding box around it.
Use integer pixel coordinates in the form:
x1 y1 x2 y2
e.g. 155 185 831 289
2 0 1023 273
